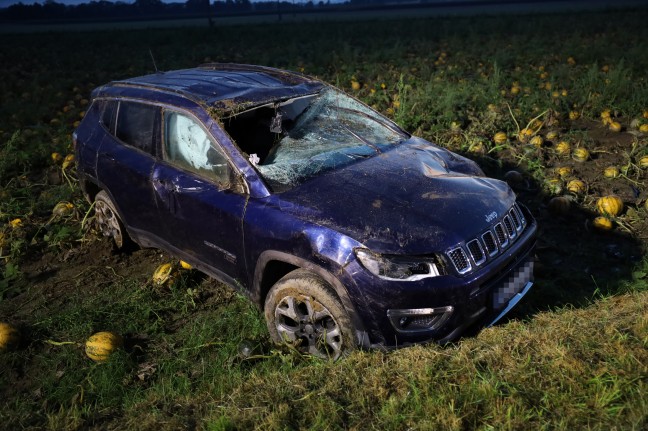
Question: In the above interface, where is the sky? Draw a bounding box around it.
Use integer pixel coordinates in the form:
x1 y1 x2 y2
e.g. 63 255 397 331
0 0 474 7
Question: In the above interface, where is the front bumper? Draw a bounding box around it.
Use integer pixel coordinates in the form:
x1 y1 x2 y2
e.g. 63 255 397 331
349 217 537 348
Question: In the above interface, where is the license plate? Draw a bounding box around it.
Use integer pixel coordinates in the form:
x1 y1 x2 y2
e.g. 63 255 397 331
493 259 534 309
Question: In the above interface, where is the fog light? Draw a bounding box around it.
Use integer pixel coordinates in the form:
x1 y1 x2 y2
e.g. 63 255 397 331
387 306 454 333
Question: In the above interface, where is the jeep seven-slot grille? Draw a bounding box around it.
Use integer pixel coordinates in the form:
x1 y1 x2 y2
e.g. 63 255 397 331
482 231 498 256
466 240 486 265
448 248 470 273
446 203 527 274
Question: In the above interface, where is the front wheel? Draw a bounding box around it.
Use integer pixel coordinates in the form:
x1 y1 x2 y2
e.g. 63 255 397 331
264 269 356 360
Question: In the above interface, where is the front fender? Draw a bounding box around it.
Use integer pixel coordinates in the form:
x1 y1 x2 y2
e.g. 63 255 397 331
253 250 372 349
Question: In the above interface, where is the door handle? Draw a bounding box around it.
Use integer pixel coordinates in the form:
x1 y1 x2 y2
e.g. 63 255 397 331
153 178 175 192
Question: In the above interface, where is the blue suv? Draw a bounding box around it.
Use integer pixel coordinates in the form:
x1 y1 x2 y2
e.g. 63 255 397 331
74 64 536 359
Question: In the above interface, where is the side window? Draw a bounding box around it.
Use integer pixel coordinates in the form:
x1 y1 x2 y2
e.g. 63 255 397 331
164 111 231 187
115 102 159 155
100 100 117 133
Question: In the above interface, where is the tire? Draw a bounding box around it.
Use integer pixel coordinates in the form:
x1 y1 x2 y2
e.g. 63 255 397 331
264 269 356 360
94 190 131 249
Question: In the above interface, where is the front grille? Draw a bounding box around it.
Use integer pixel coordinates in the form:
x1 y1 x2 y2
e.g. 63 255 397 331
446 203 530 275
509 206 522 230
494 223 508 247
482 231 498 256
466 239 486 265
503 215 516 239
448 247 471 274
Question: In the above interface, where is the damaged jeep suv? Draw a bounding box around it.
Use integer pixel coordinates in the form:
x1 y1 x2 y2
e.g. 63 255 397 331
74 64 536 359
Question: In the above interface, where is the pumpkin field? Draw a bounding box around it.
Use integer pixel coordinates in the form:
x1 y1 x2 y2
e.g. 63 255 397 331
1 7 648 430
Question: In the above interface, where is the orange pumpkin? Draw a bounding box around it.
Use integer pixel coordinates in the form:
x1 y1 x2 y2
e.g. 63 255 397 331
546 131 559 141
0 323 19 351
603 166 619 178
62 154 75 170
572 148 589 162
470 142 487 155
555 141 571 157
608 121 622 132
85 331 123 362
638 156 648 169
493 132 508 145
592 217 613 231
567 179 586 194
545 178 563 195
52 202 74 217
596 196 623 217
518 128 533 143
530 135 544 148
152 263 176 286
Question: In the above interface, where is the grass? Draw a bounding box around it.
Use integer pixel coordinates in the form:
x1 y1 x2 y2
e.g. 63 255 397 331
1 6 648 430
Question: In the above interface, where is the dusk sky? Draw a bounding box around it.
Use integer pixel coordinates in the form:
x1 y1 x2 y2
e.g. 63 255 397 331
0 0 161 6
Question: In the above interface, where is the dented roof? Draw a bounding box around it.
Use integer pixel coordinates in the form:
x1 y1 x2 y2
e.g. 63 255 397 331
109 63 324 110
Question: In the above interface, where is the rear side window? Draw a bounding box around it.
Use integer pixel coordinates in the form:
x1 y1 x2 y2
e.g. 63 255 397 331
100 100 117 132
115 102 159 154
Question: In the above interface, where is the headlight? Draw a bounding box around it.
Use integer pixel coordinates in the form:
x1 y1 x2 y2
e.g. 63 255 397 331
354 248 444 281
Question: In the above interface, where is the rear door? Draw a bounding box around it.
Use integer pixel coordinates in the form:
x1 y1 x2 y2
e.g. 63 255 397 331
152 109 248 282
96 100 164 240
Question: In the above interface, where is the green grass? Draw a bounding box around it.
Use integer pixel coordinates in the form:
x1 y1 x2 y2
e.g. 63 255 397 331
6 277 644 429
1 7 648 430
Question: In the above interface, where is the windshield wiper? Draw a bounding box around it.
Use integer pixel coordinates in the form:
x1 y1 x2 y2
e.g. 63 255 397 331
341 124 382 154
337 107 409 139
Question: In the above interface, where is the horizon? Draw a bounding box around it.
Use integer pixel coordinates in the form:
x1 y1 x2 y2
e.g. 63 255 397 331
1 0 646 20
0 0 552 10
1 0 352 6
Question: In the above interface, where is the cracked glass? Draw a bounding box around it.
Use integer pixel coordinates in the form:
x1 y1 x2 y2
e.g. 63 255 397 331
245 88 409 191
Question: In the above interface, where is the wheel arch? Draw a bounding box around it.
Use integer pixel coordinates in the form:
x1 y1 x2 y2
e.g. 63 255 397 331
90 184 141 250
253 250 371 348
79 176 102 205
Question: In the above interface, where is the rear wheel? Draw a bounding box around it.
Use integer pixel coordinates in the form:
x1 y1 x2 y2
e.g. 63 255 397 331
264 269 355 360
95 190 130 249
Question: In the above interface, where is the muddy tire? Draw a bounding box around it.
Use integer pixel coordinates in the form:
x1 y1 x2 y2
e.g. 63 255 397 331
264 269 356 360
94 190 131 249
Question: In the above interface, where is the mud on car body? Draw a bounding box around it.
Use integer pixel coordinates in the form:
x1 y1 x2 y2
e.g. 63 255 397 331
74 64 537 359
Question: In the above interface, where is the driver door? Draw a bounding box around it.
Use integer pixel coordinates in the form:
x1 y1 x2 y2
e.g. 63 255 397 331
152 109 248 282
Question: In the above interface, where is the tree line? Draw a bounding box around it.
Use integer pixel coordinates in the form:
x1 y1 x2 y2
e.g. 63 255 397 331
0 0 398 21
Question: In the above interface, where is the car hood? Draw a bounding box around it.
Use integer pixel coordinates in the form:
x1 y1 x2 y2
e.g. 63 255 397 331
272 138 516 254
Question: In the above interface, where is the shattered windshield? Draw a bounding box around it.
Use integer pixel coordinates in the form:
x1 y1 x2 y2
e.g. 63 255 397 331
250 88 408 191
